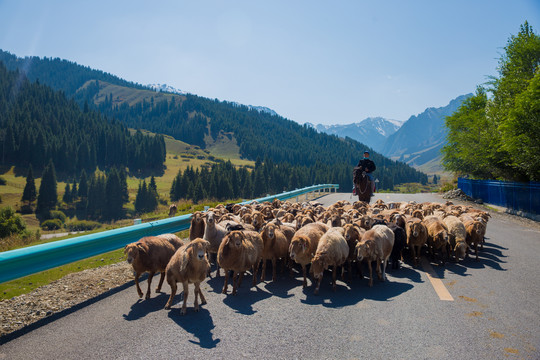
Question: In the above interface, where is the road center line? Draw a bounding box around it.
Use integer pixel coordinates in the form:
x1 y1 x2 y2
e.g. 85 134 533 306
421 258 454 301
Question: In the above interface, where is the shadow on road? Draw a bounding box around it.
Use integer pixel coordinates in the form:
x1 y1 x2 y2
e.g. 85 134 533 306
122 293 169 321
300 277 413 308
167 308 221 349
222 286 273 315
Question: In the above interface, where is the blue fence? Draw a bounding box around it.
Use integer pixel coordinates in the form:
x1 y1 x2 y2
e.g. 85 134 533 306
0 184 338 284
458 178 540 215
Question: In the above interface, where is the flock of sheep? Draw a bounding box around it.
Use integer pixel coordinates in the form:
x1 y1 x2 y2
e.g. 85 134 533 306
124 198 490 314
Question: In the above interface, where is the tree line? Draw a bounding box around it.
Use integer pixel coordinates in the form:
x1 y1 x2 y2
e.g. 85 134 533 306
443 22 540 182
0 62 166 177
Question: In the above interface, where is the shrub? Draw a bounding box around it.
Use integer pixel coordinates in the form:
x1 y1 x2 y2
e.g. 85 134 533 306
0 206 27 238
65 220 101 231
41 219 62 230
49 210 67 224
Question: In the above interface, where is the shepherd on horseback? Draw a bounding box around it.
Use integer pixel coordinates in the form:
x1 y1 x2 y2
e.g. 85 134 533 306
353 151 376 202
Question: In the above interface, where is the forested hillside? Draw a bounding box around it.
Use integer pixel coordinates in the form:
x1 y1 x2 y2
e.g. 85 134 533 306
0 63 166 178
0 50 428 191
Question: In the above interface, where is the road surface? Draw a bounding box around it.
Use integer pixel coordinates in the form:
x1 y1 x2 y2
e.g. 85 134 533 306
1 193 539 359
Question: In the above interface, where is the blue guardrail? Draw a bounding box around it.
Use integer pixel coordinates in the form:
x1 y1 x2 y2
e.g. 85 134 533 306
0 184 338 284
458 178 540 215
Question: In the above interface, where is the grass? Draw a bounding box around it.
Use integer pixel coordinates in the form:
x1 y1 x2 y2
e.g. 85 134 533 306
0 248 126 300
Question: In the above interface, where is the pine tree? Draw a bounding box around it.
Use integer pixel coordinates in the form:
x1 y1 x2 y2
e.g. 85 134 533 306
78 169 88 198
36 160 58 214
62 183 72 203
105 168 123 220
21 165 37 203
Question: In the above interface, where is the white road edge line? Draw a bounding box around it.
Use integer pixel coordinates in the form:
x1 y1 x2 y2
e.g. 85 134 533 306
421 258 454 301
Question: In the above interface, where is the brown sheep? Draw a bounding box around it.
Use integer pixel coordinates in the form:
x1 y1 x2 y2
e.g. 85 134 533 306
355 225 395 287
405 217 428 267
189 211 205 240
423 216 450 265
342 223 366 279
443 216 469 262
260 222 290 282
164 238 210 314
124 236 179 299
289 222 329 288
168 204 178 217
463 219 485 261
218 230 264 295
311 227 349 294
251 211 266 231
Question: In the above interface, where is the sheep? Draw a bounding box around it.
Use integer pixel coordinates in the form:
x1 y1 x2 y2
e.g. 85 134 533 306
463 219 485 261
203 211 228 276
443 215 469 262
157 233 185 250
289 222 329 288
124 236 179 299
355 225 395 287
168 204 178 217
342 223 366 279
251 211 266 231
260 222 290 282
189 211 205 240
164 238 210 314
423 216 450 265
405 217 428 267
310 227 349 294
217 230 264 295
388 224 406 270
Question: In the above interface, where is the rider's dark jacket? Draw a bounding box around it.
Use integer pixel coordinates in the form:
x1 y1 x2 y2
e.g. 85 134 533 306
357 158 376 173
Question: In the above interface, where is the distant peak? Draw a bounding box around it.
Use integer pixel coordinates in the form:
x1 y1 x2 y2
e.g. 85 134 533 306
147 83 187 95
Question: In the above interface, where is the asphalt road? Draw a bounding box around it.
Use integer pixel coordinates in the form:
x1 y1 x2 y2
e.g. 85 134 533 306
1 193 539 360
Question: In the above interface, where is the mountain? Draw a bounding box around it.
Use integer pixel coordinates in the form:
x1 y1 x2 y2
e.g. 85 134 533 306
310 117 403 152
147 83 187 95
231 102 279 117
381 94 472 171
0 49 428 190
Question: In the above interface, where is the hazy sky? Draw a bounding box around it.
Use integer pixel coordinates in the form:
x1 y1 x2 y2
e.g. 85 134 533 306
0 1 538 125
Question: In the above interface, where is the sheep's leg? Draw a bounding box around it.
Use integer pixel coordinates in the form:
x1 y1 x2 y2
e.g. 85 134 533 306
252 262 259 287
164 280 176 309
134 272 143 298
145 272 155 299
156 271 166 293
382 259 388 281
302 265 308 288
367 261 373 287
222 269 230 294
314 276 322 295
272 258 277 282
181 281 188 315
411 245 418 267
332 265 337 292
356 261 363 279
261 259 267 282
475 242 479 261
376 259 383 281
193 282 202 312
197 283 207 306
233 271 243 295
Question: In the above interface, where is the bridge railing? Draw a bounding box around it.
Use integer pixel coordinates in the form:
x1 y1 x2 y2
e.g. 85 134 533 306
458 177 540 215
0 184 339 284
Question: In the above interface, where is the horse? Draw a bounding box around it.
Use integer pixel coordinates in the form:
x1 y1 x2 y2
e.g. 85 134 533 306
168 204 178 217
353 167 372 203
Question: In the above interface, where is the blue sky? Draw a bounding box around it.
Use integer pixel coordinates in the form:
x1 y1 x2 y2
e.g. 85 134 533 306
0 0 538 125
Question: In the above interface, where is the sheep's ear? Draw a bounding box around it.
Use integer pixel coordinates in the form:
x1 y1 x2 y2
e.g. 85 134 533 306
179 251 189 272
137 243 147 254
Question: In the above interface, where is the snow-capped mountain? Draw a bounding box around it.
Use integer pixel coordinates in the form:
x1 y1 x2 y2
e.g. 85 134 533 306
231 102 279 117
147 83 187 95
311 117 404 152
